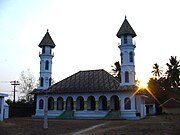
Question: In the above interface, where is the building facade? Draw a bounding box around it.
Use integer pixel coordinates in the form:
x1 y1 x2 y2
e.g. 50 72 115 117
0 93 8 121
33 17 147 120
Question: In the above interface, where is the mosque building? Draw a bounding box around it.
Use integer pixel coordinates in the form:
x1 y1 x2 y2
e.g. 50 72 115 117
33 17 148 120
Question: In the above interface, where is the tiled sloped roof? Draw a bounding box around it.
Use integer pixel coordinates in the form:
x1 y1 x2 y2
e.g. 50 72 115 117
116 17 136 38
39 30 56 48
45 69 120 94
159 98 180 108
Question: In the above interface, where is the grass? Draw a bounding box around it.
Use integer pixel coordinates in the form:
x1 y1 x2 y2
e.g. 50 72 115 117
58 110 74 119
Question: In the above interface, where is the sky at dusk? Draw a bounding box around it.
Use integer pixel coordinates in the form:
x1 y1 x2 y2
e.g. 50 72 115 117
0 0 180 100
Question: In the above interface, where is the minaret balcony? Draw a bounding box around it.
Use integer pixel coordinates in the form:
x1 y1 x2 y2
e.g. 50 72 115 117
39 51 54 57
118 43 136 50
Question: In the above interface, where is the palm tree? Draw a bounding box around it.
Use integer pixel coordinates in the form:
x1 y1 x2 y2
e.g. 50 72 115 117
151 63 163 79
111 61 121 81
166 56 180 88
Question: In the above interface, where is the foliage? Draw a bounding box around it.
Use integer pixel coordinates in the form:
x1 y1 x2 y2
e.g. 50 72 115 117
166 56 180 88
6 99 13 105
148 56 180 104
147 77 169 103
18 69 36 101
111 61 121 81
151 63 163 79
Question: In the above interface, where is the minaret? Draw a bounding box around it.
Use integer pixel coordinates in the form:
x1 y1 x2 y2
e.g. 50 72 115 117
117 17 136 87
38 30 55 90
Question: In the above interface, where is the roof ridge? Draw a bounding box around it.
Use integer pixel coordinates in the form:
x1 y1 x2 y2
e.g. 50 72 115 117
160 97 180 106
79 69 104 72
103 70 120 83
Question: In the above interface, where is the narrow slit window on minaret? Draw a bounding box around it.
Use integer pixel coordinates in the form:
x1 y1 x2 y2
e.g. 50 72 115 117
121 53 123 64
49 78 52 86
40 77 44 87
50 48 52 54
125 71 129 83
124 35 127 44
119 74 121 83
129 52 133 62
42 46 45 54
45 60 49 70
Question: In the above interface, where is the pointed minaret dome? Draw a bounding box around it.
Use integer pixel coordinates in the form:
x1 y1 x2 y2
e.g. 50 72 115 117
116 16 136 38
39 30 56 48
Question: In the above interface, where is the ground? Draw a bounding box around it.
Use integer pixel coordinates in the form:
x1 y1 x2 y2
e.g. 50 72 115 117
0 115 180 135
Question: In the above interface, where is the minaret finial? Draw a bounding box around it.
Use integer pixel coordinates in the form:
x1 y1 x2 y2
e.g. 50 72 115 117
47 29 49 32
125 15 127 19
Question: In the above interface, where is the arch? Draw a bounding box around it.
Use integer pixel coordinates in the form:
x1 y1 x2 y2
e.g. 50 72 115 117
48 97 54 110
87 96 96 111
45 60 49 70
57 97 63 110
110 95 120 111
98 96 107 111
40 77 44 87
76 96 84 111
129 51 133 62
39 99 44 109
66 97 74 111
125 97 131 110
125 71 129 83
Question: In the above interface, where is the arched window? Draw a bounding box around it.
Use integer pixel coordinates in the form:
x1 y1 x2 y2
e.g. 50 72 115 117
98 96 107 111
76 96 84 111
39 99 44 109
110 95 120 111
129 52 133 62
125 71 129 83
40 77 44 87
124 97 131 110
57 97 63 110
66 97 74 111
87 96 96 111
45 60 49 70
48 97 54 110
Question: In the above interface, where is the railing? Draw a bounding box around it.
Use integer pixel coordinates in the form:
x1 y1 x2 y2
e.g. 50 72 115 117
39 51 54 57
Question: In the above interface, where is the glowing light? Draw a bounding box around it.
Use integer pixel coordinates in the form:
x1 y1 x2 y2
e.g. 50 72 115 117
139 80 148 89
130 84 161 105
146 87 161 104
130 87 141 99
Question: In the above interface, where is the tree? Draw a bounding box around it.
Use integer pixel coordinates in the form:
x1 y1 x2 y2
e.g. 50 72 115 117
151 63 163 79
147 77 169 104
111 61 121 81
166 56 180 88
6 99 13 105
19 69 36 101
